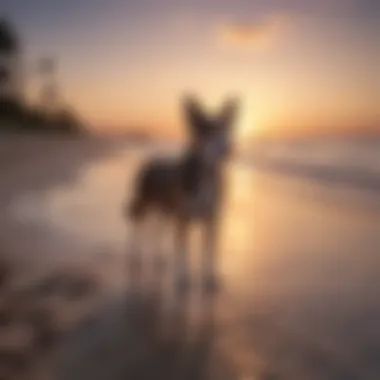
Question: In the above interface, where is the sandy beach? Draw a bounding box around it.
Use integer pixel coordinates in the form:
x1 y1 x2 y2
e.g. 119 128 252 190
1 133 380 380
0 133 126 380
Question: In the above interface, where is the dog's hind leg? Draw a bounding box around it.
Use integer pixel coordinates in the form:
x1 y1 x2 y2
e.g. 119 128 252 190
127 219 144 273
201 218 221 292
124 197 149 276
142 211 168 276
174 217 190 292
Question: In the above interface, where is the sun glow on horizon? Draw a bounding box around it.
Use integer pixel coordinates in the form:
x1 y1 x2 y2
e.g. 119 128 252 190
235 104 263 141
3 0 377 138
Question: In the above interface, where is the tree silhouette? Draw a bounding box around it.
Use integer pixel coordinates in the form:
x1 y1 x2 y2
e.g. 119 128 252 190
0 17 18 53
0 17 19 99
0 18 84 135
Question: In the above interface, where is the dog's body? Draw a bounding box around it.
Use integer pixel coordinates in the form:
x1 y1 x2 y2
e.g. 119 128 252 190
129 150 224 221
125 96 238 291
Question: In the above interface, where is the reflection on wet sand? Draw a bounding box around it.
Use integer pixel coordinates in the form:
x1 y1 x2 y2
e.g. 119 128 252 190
2 142 380 379
58 261 226 380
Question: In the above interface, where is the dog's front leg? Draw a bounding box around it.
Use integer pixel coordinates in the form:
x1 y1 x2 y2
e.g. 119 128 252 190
201 218 220 291
150 212 167 274
174 218 190 291
127 218 144 275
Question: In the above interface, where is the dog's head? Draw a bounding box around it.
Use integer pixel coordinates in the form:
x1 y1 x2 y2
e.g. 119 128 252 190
183 95 239 166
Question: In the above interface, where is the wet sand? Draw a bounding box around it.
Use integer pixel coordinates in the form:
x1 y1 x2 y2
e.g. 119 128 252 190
1 134 380 380
0 134 125 379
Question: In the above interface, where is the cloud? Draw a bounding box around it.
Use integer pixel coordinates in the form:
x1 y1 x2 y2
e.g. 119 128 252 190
216 13 291 52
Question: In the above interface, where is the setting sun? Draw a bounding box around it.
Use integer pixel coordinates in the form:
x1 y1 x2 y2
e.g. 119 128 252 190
236 104 261 140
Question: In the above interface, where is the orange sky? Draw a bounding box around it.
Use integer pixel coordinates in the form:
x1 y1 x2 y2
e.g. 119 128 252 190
6 0 379 140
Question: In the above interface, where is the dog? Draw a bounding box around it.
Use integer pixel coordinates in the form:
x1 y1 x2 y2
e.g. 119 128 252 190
124 95 239 291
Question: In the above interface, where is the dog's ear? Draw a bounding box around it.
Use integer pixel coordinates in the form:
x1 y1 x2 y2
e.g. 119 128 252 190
183 95 208 135
218 98 239 129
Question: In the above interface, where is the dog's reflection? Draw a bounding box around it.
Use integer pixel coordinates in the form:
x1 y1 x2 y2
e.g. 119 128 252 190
170 291 217 380
123 261 218 380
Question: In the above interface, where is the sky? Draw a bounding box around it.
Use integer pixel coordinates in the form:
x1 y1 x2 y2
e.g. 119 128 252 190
2 0 379 139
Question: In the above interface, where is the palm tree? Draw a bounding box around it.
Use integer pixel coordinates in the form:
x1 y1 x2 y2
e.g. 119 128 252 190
0 17 17 52
0 17 20 99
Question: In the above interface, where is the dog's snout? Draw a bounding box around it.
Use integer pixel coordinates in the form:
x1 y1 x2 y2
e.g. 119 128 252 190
205 138 231 162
